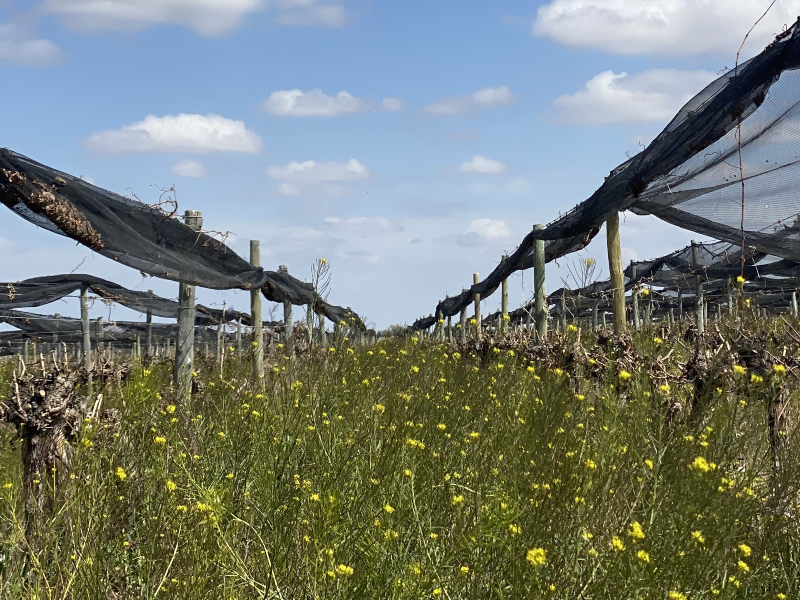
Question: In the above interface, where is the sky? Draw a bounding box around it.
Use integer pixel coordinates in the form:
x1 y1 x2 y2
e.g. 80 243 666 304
0 0 797 329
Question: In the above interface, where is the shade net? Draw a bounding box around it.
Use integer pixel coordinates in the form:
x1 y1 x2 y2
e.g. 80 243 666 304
416 20 800 328
0 274 252 325
0 153 362 328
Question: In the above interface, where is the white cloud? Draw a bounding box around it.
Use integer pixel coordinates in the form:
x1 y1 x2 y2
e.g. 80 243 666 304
552 69 717 125
457 155 507 175
86 113 263 154
324 216 402 233
260 89 405 117
423 86 515 116
465 218 513 240
0 24 62 66
273 3 347 27
171 159 207 178
381 97 405 111
443 218 514 247
266 159 370 182
44 0 266 36
533 0 800 56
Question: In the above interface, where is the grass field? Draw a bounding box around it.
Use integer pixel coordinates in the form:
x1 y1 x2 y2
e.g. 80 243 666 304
0 318 798 599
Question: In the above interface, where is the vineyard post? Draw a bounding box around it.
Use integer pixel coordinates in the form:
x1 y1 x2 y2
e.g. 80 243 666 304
279 265 294 356
447 315 452 343
251 241 265 384
592 299 599 330
174 209 202 404
52 314 59 363
533 224 547 341
792 291 798 317
691 240 704 334
473 273 481 340
631 262 640 330
500 254 509 335
678 289 684 320
146 290 153 358
459 289 468 342
236 317 242 356
306 304 314 348
606 212 626 335
434 308 443 340
318 314 327 347
80 283 92 400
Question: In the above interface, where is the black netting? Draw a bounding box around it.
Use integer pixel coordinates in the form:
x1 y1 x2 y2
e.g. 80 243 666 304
415 21 800 328
0 153 363 328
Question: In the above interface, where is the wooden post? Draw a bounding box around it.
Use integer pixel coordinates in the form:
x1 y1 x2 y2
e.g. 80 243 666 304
278 265 294 356
792 291 798 317
236 317 242 357
174 210 202 404
473 273 482 339
306 305 314 347
592 299 599 330
447 315 453 343
146 289 153 358
678 288 684 321
533 224 547 342
631 262 640 330
500 254 509 335
606 212 625 335
135 335 141 360
459 289 468 342
317 314 326 347
251 241 265 383
691 240 704 335
80 284 92 400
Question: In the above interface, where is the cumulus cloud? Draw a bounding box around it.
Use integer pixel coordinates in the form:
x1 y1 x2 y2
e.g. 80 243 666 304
0 24 62 66
323 216 402 233
533 0 800 56
266 159 370 182
422 85 515 116
171 159 207 178
552 69 716 125
443 218 513 247
465 218 513 240
86 113 263 154
457 155 507 175
260 89 405 117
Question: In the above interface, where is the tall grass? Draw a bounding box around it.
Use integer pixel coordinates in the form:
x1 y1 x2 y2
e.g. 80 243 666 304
0 325 798 599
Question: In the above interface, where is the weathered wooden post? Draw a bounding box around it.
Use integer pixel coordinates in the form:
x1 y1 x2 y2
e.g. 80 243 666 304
135 335 141 361
606 212 626 335
174 210 202 404
251 241 265 383
80 284 92 399
533 224 547 341
317 313 327 347
691 240 704 335
145 289 153 358
631 262 640 330
459 289 468 342
215 302 225 368
500 254 509 335
306 304 314 347
592 299 599 329
678 288 684 321
473 273 482 339
278 265 294 355
236 317 242 357
792 291 798 318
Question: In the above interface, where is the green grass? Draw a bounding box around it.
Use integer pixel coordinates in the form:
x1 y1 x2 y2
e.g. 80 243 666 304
0 324 798 599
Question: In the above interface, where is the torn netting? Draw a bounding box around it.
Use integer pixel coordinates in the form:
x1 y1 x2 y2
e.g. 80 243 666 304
419 20 800 327
0 151 363 327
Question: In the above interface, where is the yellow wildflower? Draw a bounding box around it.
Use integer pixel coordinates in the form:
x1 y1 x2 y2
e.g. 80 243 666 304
526 547 547 567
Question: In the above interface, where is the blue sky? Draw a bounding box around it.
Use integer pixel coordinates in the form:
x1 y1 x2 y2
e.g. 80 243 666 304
0 0 794 328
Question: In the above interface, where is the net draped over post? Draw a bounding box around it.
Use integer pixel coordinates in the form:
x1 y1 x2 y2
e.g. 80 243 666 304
413 20 800 328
